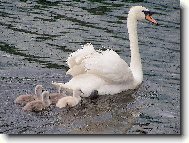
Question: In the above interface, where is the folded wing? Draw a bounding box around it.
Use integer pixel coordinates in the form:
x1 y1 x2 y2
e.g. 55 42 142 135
66 44 133 83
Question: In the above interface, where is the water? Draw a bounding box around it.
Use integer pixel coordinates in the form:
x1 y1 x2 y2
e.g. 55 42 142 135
0 0 180 134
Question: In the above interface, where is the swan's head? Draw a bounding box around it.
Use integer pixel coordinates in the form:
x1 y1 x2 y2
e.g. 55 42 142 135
129 6 158 25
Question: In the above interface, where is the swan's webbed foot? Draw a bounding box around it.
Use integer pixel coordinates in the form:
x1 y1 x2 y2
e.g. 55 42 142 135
89 90 99 100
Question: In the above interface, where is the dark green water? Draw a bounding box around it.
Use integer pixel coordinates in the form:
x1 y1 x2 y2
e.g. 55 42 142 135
0 0 180 134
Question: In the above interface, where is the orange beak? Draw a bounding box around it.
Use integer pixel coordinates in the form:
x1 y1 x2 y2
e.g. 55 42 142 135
145 15 158 25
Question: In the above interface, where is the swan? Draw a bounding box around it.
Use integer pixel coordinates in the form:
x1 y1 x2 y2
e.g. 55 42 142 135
23 91 51 112
14 85 43 106
56 89 83 108
52 6 158 97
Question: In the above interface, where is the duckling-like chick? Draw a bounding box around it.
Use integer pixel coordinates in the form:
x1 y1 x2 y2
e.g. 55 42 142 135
49 81 67 104
56 89 83 108
23 91 51 112
49 92 67 105
52 81 73 95
51 81 64 93
14 85 43 106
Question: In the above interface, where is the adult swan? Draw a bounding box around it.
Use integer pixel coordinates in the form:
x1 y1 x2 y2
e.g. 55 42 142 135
53 6 158 98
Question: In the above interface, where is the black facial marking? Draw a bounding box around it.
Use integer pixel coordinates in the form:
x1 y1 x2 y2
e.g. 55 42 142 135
142 10 156 16
79 89 84 94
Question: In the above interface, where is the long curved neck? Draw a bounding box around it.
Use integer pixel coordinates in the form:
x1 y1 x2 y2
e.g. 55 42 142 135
127 14 143 85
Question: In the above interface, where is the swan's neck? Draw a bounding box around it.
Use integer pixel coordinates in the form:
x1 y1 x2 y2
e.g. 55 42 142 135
127 14 143 85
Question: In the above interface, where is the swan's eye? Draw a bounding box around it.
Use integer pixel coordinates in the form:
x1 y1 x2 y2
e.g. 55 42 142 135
79 90 84 94
142 10 155 16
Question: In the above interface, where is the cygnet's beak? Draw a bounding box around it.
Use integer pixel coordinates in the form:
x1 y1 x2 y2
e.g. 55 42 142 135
145 15 158 25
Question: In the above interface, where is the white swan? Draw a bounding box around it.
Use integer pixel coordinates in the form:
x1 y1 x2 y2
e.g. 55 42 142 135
53 6 158 97
56 89 83 108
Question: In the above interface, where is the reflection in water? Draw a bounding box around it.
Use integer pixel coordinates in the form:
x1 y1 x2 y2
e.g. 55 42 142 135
57 89 140 134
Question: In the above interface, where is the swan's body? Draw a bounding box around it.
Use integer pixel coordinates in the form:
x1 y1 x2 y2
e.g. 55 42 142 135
14 85 43 106
56 89 83 108
53 6 158 97
23 91 51 112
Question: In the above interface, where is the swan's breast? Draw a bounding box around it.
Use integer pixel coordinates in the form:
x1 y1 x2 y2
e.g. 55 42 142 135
65 73 106 97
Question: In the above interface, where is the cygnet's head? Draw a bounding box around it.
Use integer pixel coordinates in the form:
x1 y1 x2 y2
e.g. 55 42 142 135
41 91 51 106
73 89 84 97
35 85 43 95
128 6 158 25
